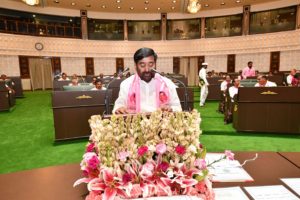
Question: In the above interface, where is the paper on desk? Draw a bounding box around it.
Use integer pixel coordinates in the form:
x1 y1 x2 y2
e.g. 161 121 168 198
213 187 249 200
281 178 300 196
244 185 300 200
206 153 253 182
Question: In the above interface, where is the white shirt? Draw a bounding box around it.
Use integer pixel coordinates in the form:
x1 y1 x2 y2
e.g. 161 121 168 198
220 80 231 91
58 77 70 81
255 81 277 87
113 75 182 113
199 68 208 85
286 75 293 85
229 86 239 99
91 87 106 91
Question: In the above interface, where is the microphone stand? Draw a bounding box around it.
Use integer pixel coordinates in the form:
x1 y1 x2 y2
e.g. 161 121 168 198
152 69 189 111
104 68 130 115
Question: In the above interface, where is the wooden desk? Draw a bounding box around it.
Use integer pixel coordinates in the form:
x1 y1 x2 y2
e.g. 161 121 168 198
233 87 300 134
0 152 299 200
52 90 112 141
278 152 300 168
207 77 223 100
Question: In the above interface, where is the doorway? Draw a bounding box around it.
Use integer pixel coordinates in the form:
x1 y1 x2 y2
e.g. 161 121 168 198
29 58 53 90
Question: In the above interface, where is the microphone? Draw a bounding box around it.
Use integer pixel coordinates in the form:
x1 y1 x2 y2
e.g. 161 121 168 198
151 69 189 111
104 68 129 115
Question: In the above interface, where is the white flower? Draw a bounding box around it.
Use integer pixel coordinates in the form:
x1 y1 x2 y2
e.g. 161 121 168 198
188 144 197 153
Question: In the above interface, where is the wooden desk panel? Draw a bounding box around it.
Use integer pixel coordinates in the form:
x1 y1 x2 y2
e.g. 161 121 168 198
234 87 300 134
278 152 300 168
0 152 299 200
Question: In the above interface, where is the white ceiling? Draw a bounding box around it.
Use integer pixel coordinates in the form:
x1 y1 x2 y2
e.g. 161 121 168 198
15 0 283 13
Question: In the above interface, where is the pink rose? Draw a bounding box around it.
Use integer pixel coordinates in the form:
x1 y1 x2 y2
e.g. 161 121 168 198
83 152 100 169
156 143 167 154
225 150 235 160
194 159 206 169
138 146 148 156
175 145 186 155
86 143 95 152
118 151 130 162
158 161 169 172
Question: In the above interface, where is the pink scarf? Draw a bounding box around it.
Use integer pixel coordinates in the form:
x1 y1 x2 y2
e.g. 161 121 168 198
127 73 170 113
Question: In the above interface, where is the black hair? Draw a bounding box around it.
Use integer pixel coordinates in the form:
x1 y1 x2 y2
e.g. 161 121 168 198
95 79 102 84
248 61 253 65
133 47 157 64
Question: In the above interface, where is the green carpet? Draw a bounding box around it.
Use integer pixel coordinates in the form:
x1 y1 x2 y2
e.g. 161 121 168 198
0 90 299 174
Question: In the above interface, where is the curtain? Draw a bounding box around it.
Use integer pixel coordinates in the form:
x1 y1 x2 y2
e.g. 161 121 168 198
189 57 199 86
29 58 53 90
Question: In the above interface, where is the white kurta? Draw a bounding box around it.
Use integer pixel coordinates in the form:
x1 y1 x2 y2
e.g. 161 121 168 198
113 75 182 113
199 68 209 106
254 81 277 87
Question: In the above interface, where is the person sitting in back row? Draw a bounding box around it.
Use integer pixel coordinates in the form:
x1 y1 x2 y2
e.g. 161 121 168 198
58 72 70 81
91 79 106 90
255 75 277 87
69 78 79 86
286 68 299 87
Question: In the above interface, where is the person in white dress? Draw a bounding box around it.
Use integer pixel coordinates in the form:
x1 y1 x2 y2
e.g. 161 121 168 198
113 48 182 114
255 75 277 87
198 63 209 107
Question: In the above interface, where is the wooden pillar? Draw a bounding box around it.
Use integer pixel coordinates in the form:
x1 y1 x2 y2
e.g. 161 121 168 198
80 10 88 40
161 13 167 40
242 5 250 35
201 18 205 38
296 4 300 29
123 20 128 40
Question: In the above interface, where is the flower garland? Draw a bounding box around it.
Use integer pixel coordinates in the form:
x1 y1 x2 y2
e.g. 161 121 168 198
74 110 234 200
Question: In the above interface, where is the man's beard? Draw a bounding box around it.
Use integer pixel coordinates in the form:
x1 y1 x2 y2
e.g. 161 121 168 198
140 71 155 83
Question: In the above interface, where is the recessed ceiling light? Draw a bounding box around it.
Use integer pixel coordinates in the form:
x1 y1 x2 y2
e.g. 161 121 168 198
53 0 59 3
144 7 148 10
117 6 121 9
236 0 241 3
130 7 134 10
71 2 76 6
204 4 209 7
102 5 106 8
145 1 149 4
172 0 176 3
157 7 161 10
171 7 175 10
116 0 121 3
221 2 225 5
32 14 36 17
86 3 91 7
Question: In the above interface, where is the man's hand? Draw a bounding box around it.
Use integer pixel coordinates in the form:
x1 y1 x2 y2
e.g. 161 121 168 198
115 107 129 114
160 105 172 112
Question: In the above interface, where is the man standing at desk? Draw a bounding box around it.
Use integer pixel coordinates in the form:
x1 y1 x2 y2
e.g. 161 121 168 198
199 63 209 107
113 47 181 114
242 61 256 79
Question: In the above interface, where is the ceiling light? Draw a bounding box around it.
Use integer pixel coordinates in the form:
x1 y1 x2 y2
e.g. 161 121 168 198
187 0 201 14
144 7 148 10
171 7 175 10
204 4 209 7
236 0 241 3
157 7 161 10
86 3 91 7
173 0 176 3
22 0 39 5
116 0 121 3
53 0 59 3
145 1 149 4
117 6 121 9
71 2 76 6
32 14 36 17
130 7 134 10
102 5 106 8
221 2 225 5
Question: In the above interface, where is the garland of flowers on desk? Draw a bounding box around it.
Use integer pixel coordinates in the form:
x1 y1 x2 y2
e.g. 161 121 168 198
74 110 234 200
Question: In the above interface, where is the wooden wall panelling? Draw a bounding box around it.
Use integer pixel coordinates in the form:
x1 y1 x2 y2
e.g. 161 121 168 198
18 56 30 78
198 56 205 73
116 58 124 74
85 57 94 75
51 57 62 75
173 57 180 74
227 54 236 73
270 51 280 72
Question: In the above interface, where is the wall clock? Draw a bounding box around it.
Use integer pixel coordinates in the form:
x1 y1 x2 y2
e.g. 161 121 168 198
35 42 44 51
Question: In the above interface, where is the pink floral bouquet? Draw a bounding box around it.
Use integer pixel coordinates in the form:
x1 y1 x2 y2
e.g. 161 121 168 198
74 110 234 200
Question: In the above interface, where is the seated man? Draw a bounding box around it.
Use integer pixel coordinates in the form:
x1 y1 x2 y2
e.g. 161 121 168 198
255 75 277 87
229 78 242 101
58 72 70 81
220 75 232 92
69 78 79 86
91 79 106 90
113 47 182 114
286 68 299 87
